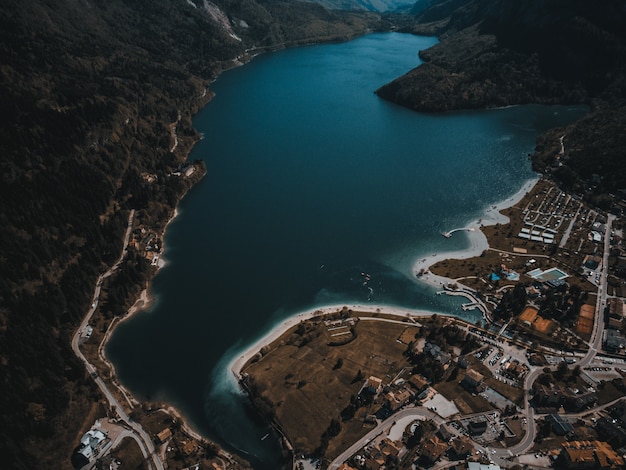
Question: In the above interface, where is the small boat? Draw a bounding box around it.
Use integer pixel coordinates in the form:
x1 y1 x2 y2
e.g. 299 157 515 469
261 433 269 441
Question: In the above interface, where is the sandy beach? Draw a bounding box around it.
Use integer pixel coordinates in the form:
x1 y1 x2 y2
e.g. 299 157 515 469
230 177 540 381
229 303 440 381
412 177 539 288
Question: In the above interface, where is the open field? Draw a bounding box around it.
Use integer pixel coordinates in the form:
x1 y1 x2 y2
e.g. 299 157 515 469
242 316 418 457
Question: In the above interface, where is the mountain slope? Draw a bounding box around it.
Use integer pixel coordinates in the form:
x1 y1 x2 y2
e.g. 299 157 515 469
0 1 379 467
376 0 626 200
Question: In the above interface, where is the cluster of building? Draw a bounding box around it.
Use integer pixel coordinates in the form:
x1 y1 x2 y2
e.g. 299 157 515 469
345 438 402 470
338 423 485 470
558 440 624 469
169 163 196 177
533 383 597 413
517 222 558 244
129 227 162 266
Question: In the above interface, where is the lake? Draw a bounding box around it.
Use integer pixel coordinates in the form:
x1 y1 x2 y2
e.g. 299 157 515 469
106 32 587 469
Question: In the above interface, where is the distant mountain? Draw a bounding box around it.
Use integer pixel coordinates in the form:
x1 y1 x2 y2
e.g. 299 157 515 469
300 0 418 13
0 1 380 467
376 0 626 202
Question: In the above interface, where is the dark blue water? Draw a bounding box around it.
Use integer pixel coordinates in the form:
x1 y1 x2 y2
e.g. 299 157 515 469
106 33 586 468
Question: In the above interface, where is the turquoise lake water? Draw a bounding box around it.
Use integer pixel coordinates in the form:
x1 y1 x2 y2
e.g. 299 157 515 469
106 33 587 468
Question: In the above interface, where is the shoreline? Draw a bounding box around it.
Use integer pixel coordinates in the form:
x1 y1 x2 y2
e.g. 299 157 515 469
229 176 540 381
228 303 440 382
99 165 540 467
96 43 542 466
412 176 539 289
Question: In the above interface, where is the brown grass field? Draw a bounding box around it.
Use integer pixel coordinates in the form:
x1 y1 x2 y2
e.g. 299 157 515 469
242 317 418 457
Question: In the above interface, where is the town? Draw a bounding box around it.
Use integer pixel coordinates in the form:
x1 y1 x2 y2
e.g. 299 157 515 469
240 179 626 470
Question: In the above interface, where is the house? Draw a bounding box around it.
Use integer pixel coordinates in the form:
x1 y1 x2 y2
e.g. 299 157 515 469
534 384 565 408
457 355 470 369
467 417 488 435
363 376 383 395
364 439 400 470
181 439 196 456
379 438 401 458
438 423 454 441
605 330 626 352
547 413 574 436
590 231 603 243
609 299 625 318
384 389 412 411
409 374 429 392
364 458 383 470
608 299 624 330
503 360 527 379
596 417 626 448
462 369 484 390
608 316 623 329
564 390 597 412
75 428 107 463
421 435 447 463
424 342 451 364
156 428 172 444
337 464 357 470
447 436 473 460
468 463 501 470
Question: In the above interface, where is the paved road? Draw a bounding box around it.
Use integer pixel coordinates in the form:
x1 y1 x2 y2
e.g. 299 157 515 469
327 407 444 470
71 211 164 470
581 213 614 367
494 214 615 460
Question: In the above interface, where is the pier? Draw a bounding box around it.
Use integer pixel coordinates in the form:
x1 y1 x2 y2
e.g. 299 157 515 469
443 227 475 238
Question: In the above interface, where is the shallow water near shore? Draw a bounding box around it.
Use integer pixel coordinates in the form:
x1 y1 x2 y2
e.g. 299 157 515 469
106 32 587 468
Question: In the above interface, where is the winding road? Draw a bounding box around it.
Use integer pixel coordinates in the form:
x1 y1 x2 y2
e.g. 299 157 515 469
71 210 165 470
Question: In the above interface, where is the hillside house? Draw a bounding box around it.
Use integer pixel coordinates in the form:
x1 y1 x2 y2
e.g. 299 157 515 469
420 435 447 463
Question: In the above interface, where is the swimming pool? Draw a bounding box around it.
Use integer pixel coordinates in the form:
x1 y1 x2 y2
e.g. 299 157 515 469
529 267 568 281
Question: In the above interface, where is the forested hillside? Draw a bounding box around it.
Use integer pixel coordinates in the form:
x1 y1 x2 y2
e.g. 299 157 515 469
0 1 379 467
377 0 626 202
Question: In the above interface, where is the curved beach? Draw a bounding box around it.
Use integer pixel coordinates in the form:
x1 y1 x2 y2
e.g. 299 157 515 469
412 177 538 288
230 176 540 380
229 303 439 381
